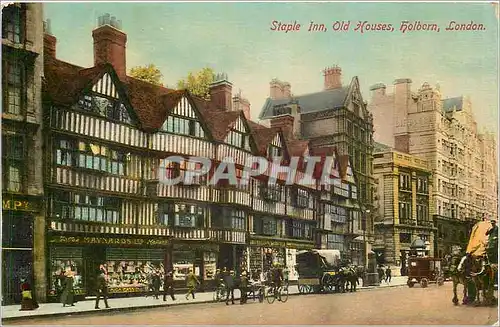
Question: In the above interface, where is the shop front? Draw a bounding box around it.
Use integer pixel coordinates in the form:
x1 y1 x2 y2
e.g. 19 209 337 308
47 234 170 300
2 195 43 305
170 242 219 291
248 237 315 280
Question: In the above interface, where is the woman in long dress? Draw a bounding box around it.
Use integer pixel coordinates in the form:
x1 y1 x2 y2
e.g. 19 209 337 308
61 269 75 307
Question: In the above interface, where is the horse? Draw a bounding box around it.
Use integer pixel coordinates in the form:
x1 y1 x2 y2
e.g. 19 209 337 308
340 266 359 292
450 255 470 305
470 255 498 306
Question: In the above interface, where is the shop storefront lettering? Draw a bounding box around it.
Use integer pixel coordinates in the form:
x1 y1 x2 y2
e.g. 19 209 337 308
250 239 287 248
51 235 169 246
109 286 146 294
2 199 34 211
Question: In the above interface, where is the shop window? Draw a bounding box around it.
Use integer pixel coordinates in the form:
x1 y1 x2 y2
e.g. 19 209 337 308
2 134 24 192
2 4 24 44
49 247 84 297
2 56 26 115
104 248 165 291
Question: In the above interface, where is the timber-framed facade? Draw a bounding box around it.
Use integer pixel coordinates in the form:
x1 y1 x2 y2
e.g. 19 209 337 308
35 15 364 302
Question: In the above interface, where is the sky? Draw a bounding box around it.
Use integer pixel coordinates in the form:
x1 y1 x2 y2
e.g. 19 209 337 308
45 2 499 133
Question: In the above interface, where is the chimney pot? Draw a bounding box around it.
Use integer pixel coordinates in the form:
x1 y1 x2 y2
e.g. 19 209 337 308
210 73 233 111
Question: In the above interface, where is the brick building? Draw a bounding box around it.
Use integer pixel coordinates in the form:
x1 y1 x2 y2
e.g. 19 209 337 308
1 3 45 304
258 66 375 261
38 14 362 302
372 145 435 273
369 80 498 257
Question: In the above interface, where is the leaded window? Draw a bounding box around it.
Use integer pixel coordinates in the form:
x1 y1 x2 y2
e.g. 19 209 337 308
51 191 121 224
2 134 24 192
2 4 24 44
77 94 133 125
162 116 204 138
157 203 205 228
3 57 25 115
327 234 344 251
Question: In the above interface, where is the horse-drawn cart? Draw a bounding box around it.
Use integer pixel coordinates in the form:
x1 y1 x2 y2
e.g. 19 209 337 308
296 249 342 294
407 256 445 288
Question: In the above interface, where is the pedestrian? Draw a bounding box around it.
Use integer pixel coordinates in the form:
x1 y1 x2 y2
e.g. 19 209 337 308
19 279 39 311
486 219 498 264
163 270 176 302
224 270 236 305
385 267 392 283
61 268 75 307
239 271 249 305
185 268 199 300
152 270 161 299
95 268 110 309
377 266 385 284
271 263 284 301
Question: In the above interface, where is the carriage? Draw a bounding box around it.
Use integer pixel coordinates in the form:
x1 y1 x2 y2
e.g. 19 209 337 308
296 249 342 294
406 256 445 288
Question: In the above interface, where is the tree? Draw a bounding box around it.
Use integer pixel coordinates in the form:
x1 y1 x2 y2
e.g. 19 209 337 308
177 67 215 100
129 64 163 86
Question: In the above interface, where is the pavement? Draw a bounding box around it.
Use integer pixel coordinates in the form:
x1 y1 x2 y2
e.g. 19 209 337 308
1 276 407 321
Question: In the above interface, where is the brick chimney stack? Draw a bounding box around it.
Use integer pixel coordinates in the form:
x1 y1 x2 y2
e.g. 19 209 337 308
270 115 295 139
92 13 127 79
323 65 342 90
43 19 56 58
269 79 292 100
233 91 251 120
210 73 233 111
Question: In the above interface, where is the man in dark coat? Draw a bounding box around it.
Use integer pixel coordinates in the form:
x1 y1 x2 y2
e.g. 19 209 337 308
162 270 176 302
95 269 110 309
385 267 392 283
486 220 498 264
223 270 236 305
152 270 161 299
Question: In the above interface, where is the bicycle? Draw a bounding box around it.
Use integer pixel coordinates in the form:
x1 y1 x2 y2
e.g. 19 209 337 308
265 282 289 304
213 283 227 302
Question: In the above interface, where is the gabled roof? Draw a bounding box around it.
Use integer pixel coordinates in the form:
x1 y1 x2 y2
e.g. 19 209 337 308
442 97 463 112
43 57 215 133
246 121 283 155
259 86 350 119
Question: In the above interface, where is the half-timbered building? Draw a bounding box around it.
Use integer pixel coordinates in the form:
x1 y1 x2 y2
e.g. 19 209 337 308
40 14 367 301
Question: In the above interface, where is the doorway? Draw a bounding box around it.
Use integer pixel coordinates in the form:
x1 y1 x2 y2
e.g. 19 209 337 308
83 246 106 295
2 250 33 305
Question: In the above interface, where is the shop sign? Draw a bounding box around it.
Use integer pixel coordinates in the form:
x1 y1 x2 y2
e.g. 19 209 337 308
2 199 39 212
286 241 315 250
49 235 170 246
250 239 287 248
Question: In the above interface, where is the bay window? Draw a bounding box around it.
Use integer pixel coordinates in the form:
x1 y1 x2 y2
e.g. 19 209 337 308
286 220 312 239
254 217 277 236
327 234 345 251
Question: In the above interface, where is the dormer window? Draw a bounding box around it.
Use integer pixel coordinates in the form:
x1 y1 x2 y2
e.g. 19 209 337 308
268 144 282 158
273 105 291 116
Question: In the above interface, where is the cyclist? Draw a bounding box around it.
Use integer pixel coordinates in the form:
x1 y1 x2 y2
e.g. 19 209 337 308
270 263 284 301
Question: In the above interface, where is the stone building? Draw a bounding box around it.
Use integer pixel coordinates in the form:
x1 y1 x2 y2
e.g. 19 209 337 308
1 3 45 304
372 144 434 273
369 80 498 257
258 66 375 261
38 13 362 301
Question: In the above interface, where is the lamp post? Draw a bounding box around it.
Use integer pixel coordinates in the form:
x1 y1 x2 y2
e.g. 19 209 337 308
364 209 370 269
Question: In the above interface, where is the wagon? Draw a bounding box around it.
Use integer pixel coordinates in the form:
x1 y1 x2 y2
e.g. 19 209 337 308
296 249 342 294
406 256 445 288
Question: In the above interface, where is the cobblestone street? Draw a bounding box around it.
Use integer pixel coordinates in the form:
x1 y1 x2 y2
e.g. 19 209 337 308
5 283 497 325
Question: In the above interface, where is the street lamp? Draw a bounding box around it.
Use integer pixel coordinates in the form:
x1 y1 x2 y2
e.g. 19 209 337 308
363 209 370 269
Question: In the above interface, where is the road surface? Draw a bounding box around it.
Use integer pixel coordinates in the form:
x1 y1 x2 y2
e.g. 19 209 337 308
6 283 497 325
